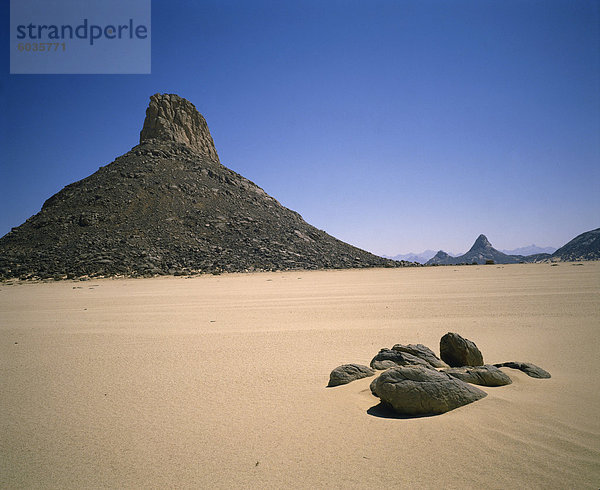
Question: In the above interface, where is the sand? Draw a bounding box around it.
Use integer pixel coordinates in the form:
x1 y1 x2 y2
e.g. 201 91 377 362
1 262 599 489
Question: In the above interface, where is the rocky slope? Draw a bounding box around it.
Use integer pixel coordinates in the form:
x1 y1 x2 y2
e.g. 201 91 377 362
0 93 408 280
550 227 600 262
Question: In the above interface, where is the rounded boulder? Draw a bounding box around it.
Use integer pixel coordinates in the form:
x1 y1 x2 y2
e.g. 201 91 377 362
370 366 487 416
328 363 376 387
440 332 484 367
442 365 512 386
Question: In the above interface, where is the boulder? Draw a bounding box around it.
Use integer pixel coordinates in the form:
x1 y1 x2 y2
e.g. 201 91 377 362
442 365 512 386
370 366 487 416
327 364 375 387
392 343 448 368
372 359 403 370
493 362 551 379
440 332 484 367
370 348 434 370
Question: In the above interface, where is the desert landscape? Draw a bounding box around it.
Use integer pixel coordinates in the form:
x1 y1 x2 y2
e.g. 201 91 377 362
3 2 599 488
1 262 598 488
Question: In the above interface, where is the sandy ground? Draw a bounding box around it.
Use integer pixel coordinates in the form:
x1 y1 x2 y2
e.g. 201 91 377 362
1 262 599 489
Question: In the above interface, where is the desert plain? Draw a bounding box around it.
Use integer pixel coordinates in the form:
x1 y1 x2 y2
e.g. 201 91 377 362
1 262 599 489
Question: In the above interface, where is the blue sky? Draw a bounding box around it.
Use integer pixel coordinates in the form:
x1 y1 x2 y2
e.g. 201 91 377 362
1 0 599 256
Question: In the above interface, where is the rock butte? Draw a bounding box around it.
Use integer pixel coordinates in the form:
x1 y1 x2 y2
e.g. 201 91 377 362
0 93 413 280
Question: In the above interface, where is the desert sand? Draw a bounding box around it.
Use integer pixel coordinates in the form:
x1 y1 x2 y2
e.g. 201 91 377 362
1 262 599 489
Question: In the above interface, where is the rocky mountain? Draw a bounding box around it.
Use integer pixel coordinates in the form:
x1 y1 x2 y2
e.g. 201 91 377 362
386 250 438 264
426 250 455 265
519 252 552 263
426 234 521 265
550 228 600 262
501 244 556 256
0 93 408 280
425 228 600 266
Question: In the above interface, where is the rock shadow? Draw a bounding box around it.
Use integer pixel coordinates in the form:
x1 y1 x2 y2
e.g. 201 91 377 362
367 402 439 420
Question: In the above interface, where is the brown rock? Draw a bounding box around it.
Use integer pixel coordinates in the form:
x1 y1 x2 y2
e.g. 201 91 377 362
392 343 448 368
493 362 551 379
370 348 434 370
440 332 484 367
370 366 487 416
328 364 375 387
442 365 512 386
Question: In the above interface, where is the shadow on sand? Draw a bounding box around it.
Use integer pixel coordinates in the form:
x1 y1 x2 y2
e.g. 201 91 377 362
367 402 439 420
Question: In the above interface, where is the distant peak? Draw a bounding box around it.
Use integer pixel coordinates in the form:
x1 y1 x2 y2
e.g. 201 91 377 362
139 93 219 162
472 234 492 249
463 234 494 255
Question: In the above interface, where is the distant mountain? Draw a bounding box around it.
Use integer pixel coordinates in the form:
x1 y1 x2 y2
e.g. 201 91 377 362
551 228 600 262
519 252 552 263
501 244 556 256
386 250 438 264
426 234 521 265
425 228 600 266
427 250 455 265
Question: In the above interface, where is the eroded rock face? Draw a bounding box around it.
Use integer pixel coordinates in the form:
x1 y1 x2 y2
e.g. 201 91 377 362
493 362 551 379
370 366 487 416
392 343 448 368
370 348 434 370
140 93 220 163
440 332 484 367
328 364 375 387
442 365 512 387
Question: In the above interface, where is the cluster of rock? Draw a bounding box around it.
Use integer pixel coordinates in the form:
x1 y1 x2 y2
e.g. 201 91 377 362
328 332 550 416
0 93 413 280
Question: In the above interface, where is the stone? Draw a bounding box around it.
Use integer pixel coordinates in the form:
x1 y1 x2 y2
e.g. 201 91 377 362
373 359 402 370
440 332 484 367
493 362 551 379
78 212 99 227
392 343 448 368
370 366 487 416
370 348 434 370
442 365 512 386
328 364 375 387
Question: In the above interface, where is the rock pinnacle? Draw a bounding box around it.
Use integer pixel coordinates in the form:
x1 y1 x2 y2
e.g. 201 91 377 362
469 234 492 251
139 93 220 163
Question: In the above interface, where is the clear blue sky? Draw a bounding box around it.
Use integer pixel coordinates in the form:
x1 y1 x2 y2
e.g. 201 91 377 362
1 0 599 255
